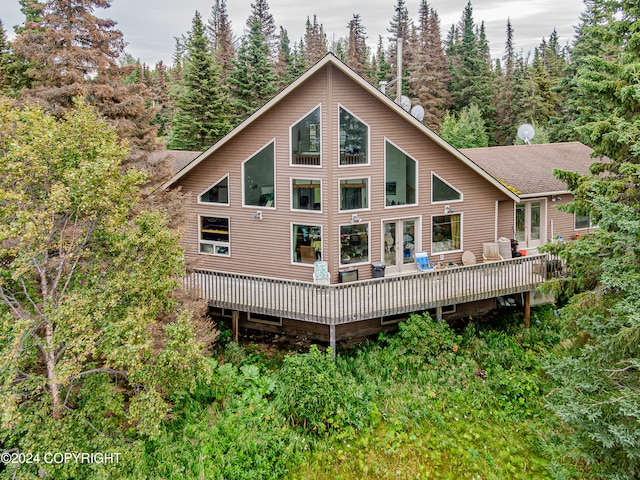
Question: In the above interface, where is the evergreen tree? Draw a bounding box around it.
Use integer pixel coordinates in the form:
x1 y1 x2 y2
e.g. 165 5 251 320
304 15 327 66
494 18 517 143
346 14 370 78
440 103 488 148
168 11 232 151
407 1 450 131
374 35 391 87
151 60 173 138
229 20 278 123
246 0 277 59
207 0 235 79
12 0 160 171
550 0 618 142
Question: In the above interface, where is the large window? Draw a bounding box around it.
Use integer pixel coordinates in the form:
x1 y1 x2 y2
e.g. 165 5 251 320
292 179 321 211
244 142 275 207
432 172 462 203
340 178 369 211
432 214 461 253
291 106 321 166
293 224 322 264
339 106 368 165
340 224 369 265
199 175 229 204
199 216 230 256
385 141 417 206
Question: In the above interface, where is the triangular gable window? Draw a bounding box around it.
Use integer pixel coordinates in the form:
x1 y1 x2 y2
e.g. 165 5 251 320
199 175 229 204
432 173 462 203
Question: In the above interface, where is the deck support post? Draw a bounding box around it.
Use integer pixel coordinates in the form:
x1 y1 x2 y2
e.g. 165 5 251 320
436 307 443 322
524 291 531 328
329 324 336 359
232 310 239 343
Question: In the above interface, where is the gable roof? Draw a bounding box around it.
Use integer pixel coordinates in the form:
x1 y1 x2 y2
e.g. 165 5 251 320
160 53 519 201
461 142 602 198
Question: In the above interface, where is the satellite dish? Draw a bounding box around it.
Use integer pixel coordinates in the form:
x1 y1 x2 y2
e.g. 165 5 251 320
517 124 535 144
400 95 411 112
410 104 425 121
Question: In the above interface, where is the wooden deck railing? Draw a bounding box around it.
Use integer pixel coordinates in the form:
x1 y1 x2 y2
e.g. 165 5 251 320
185 253 557 325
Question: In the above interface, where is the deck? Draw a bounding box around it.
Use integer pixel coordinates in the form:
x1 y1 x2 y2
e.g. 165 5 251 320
185 254 554 326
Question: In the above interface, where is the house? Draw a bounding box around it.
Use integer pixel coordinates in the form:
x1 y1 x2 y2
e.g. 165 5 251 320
161 53 598 347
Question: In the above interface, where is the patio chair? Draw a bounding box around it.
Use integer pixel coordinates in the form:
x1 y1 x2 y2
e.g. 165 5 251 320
313 260 331 284
482 243 503 262
415 251 435 271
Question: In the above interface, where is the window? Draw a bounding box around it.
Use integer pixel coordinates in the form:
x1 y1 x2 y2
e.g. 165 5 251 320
385 141 417 206
575 213 593 230
199 175 229 204
292 179 321 211
199 216 230 256
432 214 462 253
293 224 322 264
291 106 321 165
339 106 369 165
340 224 369 265
244 142 275 207
432 172 462 203
340 178 369 211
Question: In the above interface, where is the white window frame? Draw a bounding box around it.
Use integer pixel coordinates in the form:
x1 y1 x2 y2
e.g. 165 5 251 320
431 171 464 204
197 173 230 206
198 214 231 257
338 176 371 213
384 138 419 208
290 178 323 213
242 140 277 209
574 213 594 231
431 212 464 254
290 104 322 168
291 223 323 266
338 103 370 167
338 222 371 267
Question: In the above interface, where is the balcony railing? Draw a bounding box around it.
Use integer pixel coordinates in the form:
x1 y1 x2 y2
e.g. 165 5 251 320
184 254 557 326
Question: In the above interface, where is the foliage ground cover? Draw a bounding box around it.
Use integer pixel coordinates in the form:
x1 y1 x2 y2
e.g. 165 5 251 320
132 307 591 480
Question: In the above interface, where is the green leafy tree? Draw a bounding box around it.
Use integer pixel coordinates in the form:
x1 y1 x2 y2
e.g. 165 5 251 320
440 103 489 148
0 99 211 478
229 20 278 123
168 10 232 150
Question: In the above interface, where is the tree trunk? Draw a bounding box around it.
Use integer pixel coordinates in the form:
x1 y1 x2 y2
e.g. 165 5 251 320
44 322 62 420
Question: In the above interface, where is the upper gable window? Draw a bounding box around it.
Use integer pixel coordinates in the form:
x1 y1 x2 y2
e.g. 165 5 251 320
291 106 321 166
243 142 275 208
432 172 462 203
385 141 417 207
339 106 369 165
199 175 229 204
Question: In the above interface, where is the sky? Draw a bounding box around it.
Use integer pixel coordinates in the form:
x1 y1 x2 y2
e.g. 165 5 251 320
2 0 586 66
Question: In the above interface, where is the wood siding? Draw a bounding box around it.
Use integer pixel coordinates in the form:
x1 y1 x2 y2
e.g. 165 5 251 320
174 64 513 283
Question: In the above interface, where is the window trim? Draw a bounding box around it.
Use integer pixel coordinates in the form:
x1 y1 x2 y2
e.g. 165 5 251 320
338 222 371 267
384 138 419 209
242 140 277 209
290 178 323 213
431 212 464 254
291 222 323 266
574 212 593 231
338 104 370 167
338 176 371 213
197 173 230 206
198 214 231 257
431 171 463 205
290 104 322 168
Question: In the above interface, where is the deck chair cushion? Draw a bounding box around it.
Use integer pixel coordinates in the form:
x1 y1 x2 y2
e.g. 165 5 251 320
415 251 434 271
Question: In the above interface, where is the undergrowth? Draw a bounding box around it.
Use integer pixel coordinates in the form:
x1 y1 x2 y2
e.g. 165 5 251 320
138 306 587 479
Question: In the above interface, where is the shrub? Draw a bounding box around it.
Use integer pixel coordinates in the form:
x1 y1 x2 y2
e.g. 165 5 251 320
274 345 374 436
